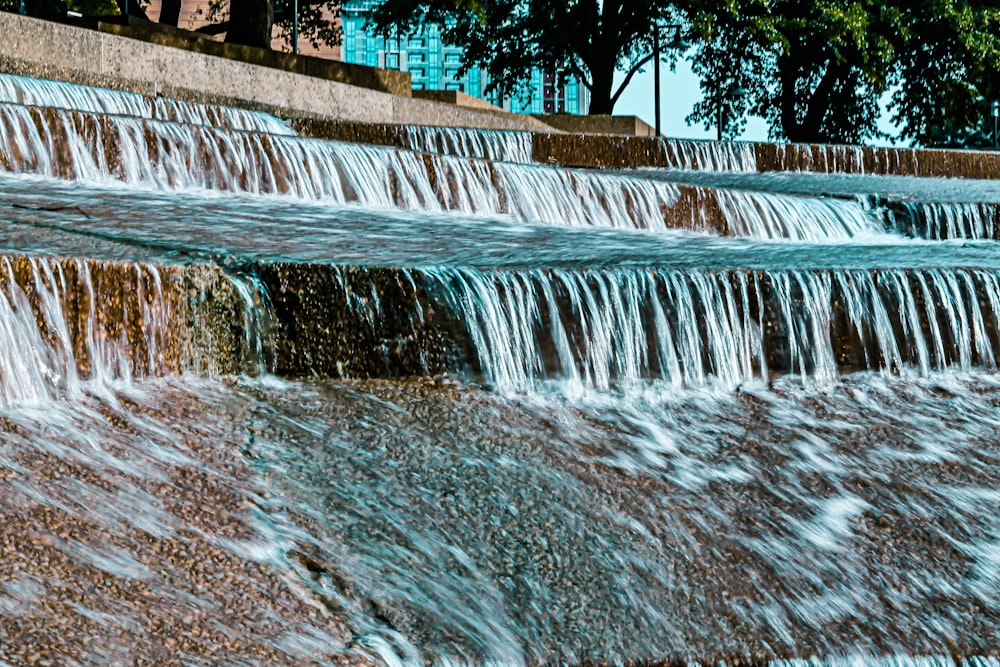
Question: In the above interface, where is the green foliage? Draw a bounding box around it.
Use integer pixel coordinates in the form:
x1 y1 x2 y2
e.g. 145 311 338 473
890 0 1000 147
66 0 120 14
367 0 692 115
687 0 1000 146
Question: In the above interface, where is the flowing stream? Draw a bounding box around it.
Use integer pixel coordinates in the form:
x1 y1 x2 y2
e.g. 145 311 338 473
0 73 998 666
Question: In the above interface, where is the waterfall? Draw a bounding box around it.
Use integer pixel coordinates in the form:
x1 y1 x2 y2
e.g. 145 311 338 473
403 125 534 163
0 255 271 406
0 80 928 241
424 267 1000 392
0 103 441 205
3 71 1000 666
0 256 171 405
0 72 293 135
714 189 881 240
662 138 758 172
0 102 683 229
890 201 999 241
488 161 680 229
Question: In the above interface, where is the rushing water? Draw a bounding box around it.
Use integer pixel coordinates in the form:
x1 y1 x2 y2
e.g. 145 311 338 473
0 72 294 134
0 74 999 666
402 125 534 163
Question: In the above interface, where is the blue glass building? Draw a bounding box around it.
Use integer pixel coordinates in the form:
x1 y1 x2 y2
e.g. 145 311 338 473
340 0 589 115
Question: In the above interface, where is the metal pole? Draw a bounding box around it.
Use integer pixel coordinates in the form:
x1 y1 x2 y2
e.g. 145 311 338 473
993 100 999 148
717 102 723 141
292 0 299 54
653 28 661 137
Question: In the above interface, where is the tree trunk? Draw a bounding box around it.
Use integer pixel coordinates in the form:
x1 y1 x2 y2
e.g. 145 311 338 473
226 0 274 49
114 0 150 20
588 63 615 115
159 0 182 26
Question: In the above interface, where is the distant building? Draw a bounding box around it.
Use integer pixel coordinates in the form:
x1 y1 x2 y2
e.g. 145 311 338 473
341 1 485 98
340 0 589 115
134 0 589 114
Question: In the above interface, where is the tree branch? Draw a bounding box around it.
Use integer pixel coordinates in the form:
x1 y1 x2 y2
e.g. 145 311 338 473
567 59 593 92
196 21 229 35
610 51 655 106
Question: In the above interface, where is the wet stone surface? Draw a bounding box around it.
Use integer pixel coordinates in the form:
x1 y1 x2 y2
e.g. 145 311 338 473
228 374 1000 665
0 380 376 666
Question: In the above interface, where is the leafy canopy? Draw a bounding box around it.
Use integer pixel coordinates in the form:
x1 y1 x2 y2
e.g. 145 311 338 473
686 0 1000 145
368 0 693 115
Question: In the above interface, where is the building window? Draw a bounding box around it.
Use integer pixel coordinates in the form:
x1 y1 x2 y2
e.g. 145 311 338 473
445 82 464 91
408 52 426 62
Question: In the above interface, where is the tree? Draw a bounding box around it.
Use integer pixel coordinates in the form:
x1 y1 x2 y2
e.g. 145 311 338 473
367 0 692 115
194 0 341 52
225 0 274 46
685 0 1000 146
685 1 899 143
890 0 1000 147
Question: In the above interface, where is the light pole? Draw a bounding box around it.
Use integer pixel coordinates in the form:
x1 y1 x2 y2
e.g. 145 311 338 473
992 100 999 148
653 24 686 138
716 86 747 141
292 0 299 54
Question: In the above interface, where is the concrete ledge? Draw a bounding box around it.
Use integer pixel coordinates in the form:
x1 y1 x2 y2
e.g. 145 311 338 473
533 132 1000 179
413 89 503 113
533 114 655 136
0 12 554 132
533 133 668 167
249 262 465 379
95 19 413 97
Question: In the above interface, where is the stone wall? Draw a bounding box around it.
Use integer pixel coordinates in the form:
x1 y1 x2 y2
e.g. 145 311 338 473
0 12 555 132
532 114 655 136
96 19 412 97
533 132 1000 179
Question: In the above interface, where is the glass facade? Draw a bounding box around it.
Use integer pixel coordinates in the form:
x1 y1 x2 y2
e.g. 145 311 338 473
340 0 588 114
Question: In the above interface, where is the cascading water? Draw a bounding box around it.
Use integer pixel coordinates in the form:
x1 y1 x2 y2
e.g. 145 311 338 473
0 72 294 134
0 254 269 406
2 73 1000 667
714 189 881 240
662 137 758 172
402 125 534 163
889 201 1000 241
422 266 1000 392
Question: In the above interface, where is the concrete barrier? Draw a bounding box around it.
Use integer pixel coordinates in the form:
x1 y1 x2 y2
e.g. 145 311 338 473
96 18 413 97
532 114 654 136
0 12 555 132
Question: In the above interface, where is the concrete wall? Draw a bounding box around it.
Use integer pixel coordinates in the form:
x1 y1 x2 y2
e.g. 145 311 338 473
97 19 412 97
0 12 555 132
413 89 504 113
533 114 655 136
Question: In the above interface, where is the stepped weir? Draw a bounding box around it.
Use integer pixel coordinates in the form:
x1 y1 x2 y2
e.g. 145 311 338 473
0 72 999 666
